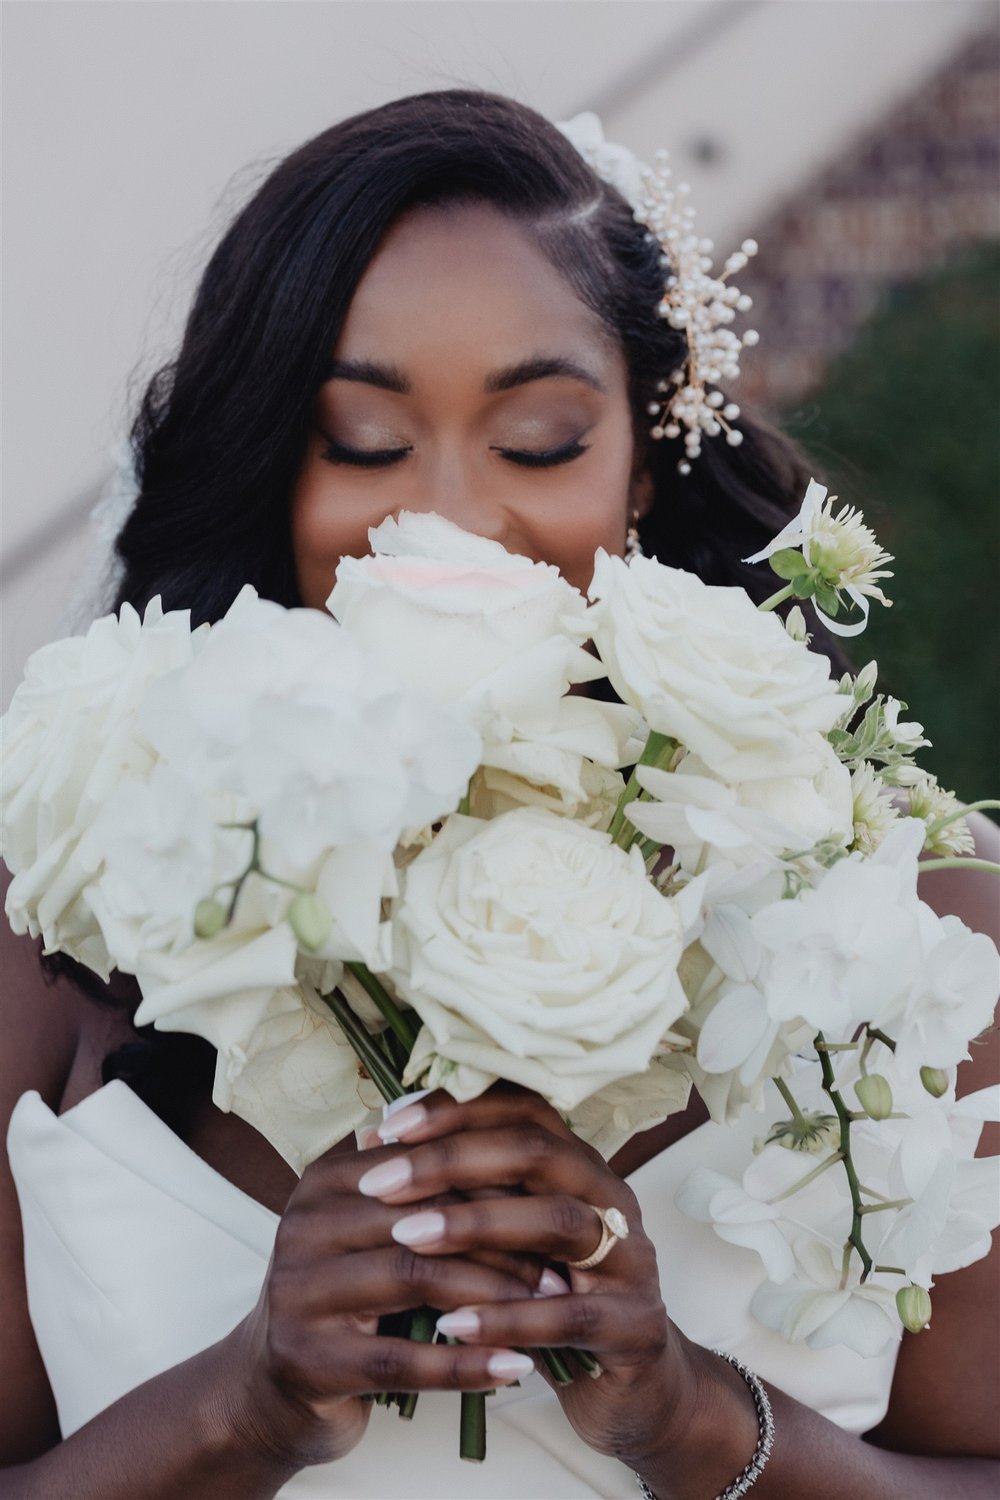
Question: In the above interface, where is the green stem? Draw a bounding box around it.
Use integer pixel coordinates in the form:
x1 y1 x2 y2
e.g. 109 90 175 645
865 1026 897 1054
873 1265 906 1277
345 962 419 1052
816 1031 872 1282
918 857 1000 876
459 1393 487 1463
758 583 795 613
773 1075 807 1126
926 799 1000 833
396 1308 438 1421
538 1348 575 1386
859 1198 913 1216
320 990 405 1103
607 731 676 847
769 1150 843 1204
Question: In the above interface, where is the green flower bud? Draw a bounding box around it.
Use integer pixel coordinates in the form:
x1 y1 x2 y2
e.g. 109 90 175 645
765 1112 840 1153
193 897 227 940
920 1066 949 1099
896 1284 932 1334
288 892 330 952
855 1073 893 1120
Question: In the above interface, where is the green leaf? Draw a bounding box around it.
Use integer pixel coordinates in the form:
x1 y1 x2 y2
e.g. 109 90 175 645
769 548 811 581
815 587 841 617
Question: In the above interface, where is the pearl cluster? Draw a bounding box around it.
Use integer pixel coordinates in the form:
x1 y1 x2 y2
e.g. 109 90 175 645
571 127 761 474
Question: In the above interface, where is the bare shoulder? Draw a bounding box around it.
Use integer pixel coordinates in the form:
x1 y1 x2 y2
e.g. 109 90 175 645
869 811 1000 1458
0 871 89 1463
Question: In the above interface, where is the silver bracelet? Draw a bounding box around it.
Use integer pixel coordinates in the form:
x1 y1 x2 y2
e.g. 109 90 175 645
634 1348 774 1500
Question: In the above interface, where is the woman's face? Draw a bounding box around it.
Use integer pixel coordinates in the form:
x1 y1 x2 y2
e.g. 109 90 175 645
291 203 650 606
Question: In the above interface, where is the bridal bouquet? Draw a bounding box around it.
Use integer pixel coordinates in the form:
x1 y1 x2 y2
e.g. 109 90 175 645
3 484 998 1456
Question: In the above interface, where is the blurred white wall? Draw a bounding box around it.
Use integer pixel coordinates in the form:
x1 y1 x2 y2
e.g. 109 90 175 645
2 0 993 701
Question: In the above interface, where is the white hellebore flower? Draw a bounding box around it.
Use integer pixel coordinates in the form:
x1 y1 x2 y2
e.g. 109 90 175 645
744 478 894 638
391 807 687 1125
588 550 846 783
1 598 206 975
329 513 639 812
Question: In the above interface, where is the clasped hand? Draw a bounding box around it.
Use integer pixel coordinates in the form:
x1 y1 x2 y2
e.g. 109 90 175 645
234 1086 695 1475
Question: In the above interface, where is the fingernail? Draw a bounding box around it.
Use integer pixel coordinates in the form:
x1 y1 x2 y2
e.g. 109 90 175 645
357 1158 413 1197
487 1351 535 1382
436 1309 480 1338
534 1268 571 1298
356 1126 380 1151
391 1210 446 1246
377 1104 427 1142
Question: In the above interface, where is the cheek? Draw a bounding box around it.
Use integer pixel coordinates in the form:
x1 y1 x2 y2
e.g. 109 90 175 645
290 461 381 609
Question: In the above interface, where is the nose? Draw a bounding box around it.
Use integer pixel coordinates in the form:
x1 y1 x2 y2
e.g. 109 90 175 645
414 448 507 544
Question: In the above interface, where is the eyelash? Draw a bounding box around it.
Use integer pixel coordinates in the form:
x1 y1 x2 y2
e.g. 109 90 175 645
321 437 590 470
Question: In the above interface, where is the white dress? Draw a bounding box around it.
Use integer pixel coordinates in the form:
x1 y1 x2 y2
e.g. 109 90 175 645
7 1082 900 1499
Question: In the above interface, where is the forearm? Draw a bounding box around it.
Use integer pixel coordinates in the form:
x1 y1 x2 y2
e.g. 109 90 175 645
635 1343 999 1500
0 1334 299 1500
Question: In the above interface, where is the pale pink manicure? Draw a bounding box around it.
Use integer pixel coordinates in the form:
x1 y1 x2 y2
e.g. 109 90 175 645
377 1103 427 1142
487 1351 534 1382
534 1268 571 1298
357 1158 412 1196
436 1309 480 1338
391 1210 446 1246
356 1126 381 1151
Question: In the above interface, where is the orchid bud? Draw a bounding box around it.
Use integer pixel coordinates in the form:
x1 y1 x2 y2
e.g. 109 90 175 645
855 1073 893 1120
784 605 809 642
193 897 227 940
920 1066 949 1099
896 1285 932 1333
288 892 330 952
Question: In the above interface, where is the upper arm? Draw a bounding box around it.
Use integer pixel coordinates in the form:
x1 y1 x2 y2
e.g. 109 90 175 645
0 871 85 1464
868 811 1000 1457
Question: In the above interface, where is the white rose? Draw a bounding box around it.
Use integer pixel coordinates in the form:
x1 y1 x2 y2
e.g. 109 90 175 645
329 513 638 804
390 807 688 1114
1 598 205 974
588 551 847 783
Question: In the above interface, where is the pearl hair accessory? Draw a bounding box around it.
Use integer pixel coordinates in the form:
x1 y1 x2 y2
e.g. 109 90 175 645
556 113 760 474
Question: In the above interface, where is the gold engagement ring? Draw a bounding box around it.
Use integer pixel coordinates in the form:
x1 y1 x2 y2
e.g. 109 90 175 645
567 1205 630 1270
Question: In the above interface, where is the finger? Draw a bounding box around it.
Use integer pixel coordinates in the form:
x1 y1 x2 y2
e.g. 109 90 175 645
376 1084 579 1148
357 1124 619 1206
288 1244 548 1319
308 1328 536 1395
388 1195 636 1275
433 1291 667 1362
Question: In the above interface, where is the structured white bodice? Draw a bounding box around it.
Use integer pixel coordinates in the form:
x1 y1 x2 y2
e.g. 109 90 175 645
8 1082 899 1497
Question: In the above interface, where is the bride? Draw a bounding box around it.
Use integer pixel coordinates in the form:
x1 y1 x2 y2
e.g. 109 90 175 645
2 90 997 1499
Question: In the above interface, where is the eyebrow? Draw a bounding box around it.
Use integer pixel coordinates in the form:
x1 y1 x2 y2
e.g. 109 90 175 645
321 354 606 396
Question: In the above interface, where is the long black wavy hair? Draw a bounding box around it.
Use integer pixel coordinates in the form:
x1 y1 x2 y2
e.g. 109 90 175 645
48 89 847 1135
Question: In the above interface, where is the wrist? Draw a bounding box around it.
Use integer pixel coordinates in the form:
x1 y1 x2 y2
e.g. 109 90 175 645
212 1315 320 1477
632 1337 762 1500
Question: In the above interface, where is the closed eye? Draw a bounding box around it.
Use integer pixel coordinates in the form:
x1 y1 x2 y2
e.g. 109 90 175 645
321 437 412 467
492 438 590 469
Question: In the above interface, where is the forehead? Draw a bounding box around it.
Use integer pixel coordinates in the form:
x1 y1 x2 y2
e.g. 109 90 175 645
335 203 620 373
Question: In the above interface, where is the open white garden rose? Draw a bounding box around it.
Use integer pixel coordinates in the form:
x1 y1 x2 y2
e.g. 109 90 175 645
1 598 206 975
390 807 688 1123
588 550 847 783
329 513 640 809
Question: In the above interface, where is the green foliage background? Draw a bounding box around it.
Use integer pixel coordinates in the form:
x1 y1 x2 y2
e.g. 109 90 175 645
781 243 1000 807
